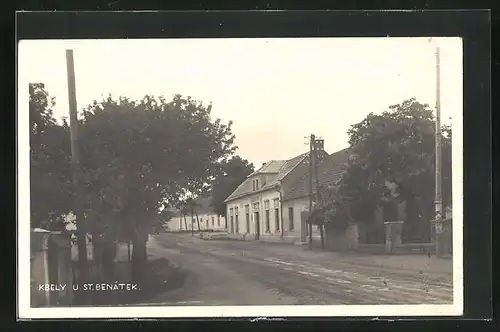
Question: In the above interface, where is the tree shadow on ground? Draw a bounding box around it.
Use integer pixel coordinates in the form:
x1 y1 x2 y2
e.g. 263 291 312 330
73 258 188 306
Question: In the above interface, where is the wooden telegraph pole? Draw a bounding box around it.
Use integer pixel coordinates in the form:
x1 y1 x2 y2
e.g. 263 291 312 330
308 134 315 250
435 47 443 224
66 50 88 289
314 138 325 249
433 45 444 255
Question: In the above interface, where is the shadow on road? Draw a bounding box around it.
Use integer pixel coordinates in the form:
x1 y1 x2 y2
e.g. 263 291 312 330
73 258 188 306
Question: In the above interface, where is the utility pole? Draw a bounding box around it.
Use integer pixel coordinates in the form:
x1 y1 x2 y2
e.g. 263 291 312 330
314 138 325 249
66 49 88 289
435 46 443 225
308 134 314 250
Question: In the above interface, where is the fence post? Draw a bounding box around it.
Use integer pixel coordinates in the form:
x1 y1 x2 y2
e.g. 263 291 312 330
31 229 51 306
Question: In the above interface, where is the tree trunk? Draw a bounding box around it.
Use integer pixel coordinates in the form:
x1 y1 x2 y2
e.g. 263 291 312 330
91 232 103 280
131 230 149 284
195 210 201 231
183 213 189 231
101 240 116 281
127 241 131 263
319 224 325 249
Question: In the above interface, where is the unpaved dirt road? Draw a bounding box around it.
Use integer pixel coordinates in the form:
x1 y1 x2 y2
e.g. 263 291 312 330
143 233 453 306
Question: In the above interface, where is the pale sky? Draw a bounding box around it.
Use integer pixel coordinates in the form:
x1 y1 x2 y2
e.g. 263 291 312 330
18 37 462 167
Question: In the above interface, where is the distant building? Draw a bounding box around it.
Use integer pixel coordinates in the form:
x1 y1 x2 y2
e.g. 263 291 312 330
164 196 226 232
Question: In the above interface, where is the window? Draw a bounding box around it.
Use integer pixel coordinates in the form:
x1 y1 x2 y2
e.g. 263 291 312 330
253 203 261 232
212 216 215 226
273 199 280 209
246 213 250 232
235 207 239 233
217 215 220 226
275 207 280 231
256 179 259 190
265 210 270 232
230 208 234 233
288 207 294 230
254 210 260 235
245 205 250 232
252 180 256 191
206 218 209 228
264 201 270 232
274 199 280 231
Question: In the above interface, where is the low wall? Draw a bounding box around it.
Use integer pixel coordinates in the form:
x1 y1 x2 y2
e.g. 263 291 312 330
325 223 359 251
431 218 453 258
356 243 386 254
326 221 445 256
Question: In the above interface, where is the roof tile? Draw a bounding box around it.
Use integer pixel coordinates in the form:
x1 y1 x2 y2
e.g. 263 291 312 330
282 148 350 201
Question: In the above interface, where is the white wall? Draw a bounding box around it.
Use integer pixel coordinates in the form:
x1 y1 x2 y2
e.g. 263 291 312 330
227 192 322 240
197 212 227 231
226 189 281 236
164 213 226 232
282 197 321 239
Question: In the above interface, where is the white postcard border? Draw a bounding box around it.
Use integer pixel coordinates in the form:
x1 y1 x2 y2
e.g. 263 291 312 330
17 37 464 319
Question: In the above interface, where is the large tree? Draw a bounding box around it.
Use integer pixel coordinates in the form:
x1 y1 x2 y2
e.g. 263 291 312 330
78 94 236 281
319 98 452 241
210 156 254 217
29 83 73 230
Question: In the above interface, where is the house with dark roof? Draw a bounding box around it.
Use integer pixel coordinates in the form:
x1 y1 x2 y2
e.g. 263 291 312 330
224 147 328 241
280 148 350 242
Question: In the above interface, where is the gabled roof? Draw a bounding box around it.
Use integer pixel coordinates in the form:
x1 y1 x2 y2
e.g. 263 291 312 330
224 160 289 202
282 148 350 202
248 160 287 176
259 152 309 191
224 151 325 203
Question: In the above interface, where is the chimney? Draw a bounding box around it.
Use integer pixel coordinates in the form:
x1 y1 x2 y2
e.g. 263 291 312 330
315 139 325 151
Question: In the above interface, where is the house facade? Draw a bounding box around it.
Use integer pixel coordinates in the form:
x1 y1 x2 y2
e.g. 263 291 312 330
282 148 350 244
224 147 329 242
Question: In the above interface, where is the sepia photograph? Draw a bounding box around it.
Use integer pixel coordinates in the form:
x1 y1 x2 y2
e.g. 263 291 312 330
18 36 463 318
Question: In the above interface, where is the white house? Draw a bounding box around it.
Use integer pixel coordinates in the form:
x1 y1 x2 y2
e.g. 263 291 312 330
282 148 350 247
163 196 226 232
224 146 330 242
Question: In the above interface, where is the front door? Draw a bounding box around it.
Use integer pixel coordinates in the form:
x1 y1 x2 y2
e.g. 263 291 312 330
300 211 308 242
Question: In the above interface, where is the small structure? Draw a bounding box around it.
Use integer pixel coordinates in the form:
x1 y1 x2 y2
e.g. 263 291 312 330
164 196 227 233
31 228 73 307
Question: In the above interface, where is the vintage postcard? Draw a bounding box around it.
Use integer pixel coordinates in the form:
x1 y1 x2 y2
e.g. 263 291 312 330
18 36 463 318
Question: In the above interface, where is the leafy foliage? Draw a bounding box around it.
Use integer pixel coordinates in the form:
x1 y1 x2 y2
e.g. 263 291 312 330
210 156 255 216
320 98 452 229
29 83 73 230
77 94 236 273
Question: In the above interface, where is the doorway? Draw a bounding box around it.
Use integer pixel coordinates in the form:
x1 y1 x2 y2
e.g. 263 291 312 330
254 212 260 240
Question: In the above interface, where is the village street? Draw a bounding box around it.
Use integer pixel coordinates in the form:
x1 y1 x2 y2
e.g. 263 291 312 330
141 233 454 306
